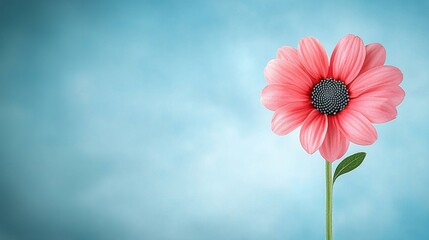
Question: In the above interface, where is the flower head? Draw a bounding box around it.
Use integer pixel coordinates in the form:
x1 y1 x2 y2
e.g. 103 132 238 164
261 34 405 162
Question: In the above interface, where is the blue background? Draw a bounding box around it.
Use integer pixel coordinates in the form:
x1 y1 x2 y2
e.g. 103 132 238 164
1 0 428 239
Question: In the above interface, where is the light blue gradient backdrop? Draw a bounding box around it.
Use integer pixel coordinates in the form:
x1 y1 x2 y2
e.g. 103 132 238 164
1 0 428 239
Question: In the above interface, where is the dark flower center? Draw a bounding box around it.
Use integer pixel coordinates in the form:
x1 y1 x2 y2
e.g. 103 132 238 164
311 78 349 115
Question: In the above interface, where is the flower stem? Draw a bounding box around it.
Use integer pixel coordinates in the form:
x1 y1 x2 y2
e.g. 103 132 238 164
326 161 333 240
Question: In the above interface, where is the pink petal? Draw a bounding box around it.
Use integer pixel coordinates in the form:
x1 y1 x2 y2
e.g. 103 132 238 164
277 46 303 67
356 85 405 106
327 46 337 77
271 102 313 135
347 97 397 123
349 65 403 98
298 37 329 82
261 84 309 111
299 109 328 154
359 43 386 74
329 34 366 85
335 109 378 145
264 59 314 91
319 117 350 162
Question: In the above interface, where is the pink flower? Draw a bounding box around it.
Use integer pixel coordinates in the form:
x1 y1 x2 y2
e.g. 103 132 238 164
261 34 405 162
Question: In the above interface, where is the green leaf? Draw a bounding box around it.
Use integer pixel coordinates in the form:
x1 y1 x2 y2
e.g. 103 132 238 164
333 152 366 184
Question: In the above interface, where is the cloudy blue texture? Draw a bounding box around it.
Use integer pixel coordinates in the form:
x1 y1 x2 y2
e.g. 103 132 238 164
1 0 428 239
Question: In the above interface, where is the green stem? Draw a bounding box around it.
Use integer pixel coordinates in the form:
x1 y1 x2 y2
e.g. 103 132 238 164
326 161 333 240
